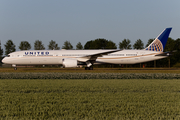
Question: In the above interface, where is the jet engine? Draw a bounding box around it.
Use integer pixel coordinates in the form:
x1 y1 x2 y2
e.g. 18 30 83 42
62 58 78 68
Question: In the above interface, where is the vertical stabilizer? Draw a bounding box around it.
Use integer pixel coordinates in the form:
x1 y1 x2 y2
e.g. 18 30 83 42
145 28 172 52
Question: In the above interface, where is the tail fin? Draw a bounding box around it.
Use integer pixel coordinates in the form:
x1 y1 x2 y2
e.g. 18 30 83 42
145 28 172 52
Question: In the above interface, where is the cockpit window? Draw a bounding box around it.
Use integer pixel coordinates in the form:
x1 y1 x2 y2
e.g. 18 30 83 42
6 55 10 57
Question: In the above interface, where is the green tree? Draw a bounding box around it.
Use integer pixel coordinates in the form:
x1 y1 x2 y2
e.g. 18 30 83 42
34 40 45 50
62 41 73 49
48 40 60 50
84 40 93 49
0 40 3 58
84 38 116 49
4 40 16 55
164 38 175 52
173 38 180 64
175 38 180 51
19 41 31 50
133 39 144 49
0 41 3 65
119 39 132 49
93 38 108 49
106 40 117 49
76 42 83 50
163 38 176 68
145 39 154 47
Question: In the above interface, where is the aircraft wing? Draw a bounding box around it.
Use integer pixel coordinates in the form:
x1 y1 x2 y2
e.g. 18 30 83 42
76 50 121 62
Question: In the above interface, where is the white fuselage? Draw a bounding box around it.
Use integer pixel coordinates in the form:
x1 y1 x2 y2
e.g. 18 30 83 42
2 49 167 66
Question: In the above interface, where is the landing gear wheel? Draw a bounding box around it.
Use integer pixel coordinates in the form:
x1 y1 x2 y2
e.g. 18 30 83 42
85 67 93 70
89 66 93 70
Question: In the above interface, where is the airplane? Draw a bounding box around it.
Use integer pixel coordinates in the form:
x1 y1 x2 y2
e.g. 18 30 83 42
2 28 172 70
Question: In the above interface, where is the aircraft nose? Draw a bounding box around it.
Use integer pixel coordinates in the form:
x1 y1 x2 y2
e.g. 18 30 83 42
2 57 7 64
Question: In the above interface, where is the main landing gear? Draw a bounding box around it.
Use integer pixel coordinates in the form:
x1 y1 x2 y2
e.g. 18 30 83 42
85 66 93 70
85 61 94 70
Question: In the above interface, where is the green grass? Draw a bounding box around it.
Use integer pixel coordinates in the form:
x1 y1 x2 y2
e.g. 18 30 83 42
1 73 180 79
0 79 180 119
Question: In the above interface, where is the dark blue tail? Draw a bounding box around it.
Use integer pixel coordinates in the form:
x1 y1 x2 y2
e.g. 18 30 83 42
145 28 172 52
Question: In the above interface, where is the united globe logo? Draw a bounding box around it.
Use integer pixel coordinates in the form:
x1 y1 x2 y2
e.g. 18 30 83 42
145 39 163 51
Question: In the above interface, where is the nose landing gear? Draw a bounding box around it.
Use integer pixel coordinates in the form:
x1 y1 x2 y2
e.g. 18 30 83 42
12 64 17 70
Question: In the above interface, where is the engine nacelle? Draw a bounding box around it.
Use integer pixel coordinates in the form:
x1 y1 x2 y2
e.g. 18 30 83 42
62 58 78 68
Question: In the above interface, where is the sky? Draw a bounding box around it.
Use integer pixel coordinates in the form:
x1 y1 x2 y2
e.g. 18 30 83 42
0 0 180 50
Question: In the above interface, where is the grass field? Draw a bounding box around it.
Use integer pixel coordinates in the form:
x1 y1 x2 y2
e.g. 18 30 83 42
0 79 180 119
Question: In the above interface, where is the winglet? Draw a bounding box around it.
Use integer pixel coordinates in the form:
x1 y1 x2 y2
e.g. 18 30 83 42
145 28 172 52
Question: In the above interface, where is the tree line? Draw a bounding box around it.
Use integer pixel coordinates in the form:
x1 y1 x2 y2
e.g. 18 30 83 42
0 38 156 56
0 38 180 67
